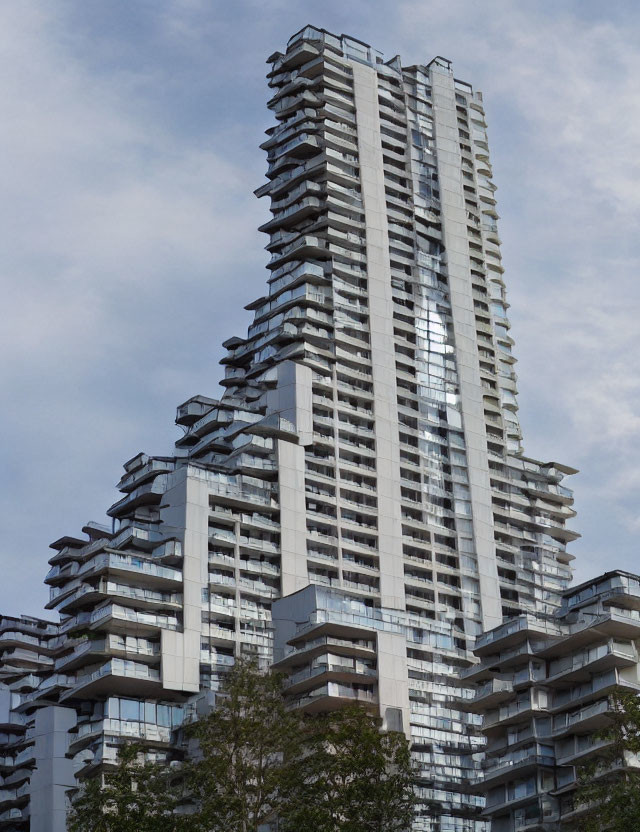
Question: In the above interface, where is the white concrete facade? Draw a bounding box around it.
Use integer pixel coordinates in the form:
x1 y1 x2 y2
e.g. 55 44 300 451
352 61 406 613
430 66 501 632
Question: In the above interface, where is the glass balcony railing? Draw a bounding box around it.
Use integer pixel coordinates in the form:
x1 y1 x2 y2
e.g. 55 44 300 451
548 641 635 679
475 616 560 652
89 604 180 631
75 718 172 745
72 659 160 691
290 681 376 710
473 678 513 701
552 698 609 735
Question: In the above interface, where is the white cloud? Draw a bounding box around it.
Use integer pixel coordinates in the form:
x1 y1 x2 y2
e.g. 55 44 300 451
0 2 267 614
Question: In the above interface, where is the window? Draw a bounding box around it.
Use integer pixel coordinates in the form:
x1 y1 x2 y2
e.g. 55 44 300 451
120 699 141 721
157 705 171 728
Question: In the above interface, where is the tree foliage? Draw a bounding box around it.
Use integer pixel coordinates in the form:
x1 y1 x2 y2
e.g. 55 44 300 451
68 742 185 832
68 662 416 832
280 704 416 832
573 689 640 832
186 657 299 832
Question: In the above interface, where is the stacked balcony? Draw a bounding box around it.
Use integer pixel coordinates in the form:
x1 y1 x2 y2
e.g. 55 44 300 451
467 571 640 831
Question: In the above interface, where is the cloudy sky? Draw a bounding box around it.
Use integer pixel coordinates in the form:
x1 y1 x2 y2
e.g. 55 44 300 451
1 0 639 618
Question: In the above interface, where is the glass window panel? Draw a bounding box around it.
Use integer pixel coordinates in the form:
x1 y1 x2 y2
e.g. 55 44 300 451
120 699 140 721
157 705 171 727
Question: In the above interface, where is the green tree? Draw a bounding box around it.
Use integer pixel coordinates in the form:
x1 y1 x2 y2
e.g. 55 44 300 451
68 742 186 832
573 689 640 832
280 704 416 832
186 657 299 832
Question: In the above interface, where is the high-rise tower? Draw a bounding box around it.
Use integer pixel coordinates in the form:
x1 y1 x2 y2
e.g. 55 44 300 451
0 26 579 832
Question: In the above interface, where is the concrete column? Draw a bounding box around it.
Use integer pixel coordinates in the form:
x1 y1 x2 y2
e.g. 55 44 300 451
430 67 501 630
352 62 406 612
270 359 315 597
277 439 311 596
31 705 77 832
160 469 204 692
377 630 411 738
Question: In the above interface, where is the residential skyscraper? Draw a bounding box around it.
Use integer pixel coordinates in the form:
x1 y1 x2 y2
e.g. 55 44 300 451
0 25 582 832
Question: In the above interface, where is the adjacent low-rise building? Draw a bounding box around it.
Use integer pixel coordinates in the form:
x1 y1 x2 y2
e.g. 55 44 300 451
466 571 640 831
0 615 74 831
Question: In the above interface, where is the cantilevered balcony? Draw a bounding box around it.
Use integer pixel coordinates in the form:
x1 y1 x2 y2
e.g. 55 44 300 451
551 697 610 738
54 634 160 673
282 659 377 696
270 39 320 73
107 477 167 519
288 680 377 713
260 197 323 233
175 395 218 427
273 634 376 670
0 650 53 671
544 640 636 686
479 746 556 789
474 616 560 656
48 578 182 616
483 690 550 733
116 458 173 493
268 235 328 269
67 717 172 755
60 659 162 701
458 678 513 712
60 603 180 637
